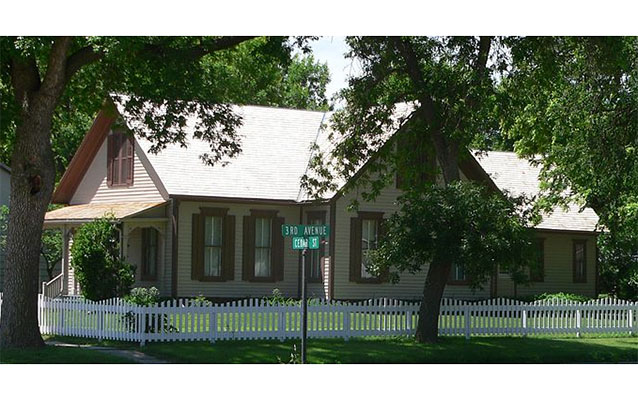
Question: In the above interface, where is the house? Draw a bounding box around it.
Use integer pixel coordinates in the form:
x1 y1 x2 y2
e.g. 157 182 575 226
42 103 599 300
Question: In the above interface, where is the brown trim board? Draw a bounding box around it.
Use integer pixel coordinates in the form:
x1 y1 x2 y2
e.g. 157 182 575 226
52 109 118 204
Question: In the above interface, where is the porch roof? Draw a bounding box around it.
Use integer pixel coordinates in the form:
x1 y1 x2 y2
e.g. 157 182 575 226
44 202 166 223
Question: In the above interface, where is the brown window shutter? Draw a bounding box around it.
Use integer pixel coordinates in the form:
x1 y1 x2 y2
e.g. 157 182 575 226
106 134 114 187
222 214 236 281
271 216 285 281
349 217 362 282
126 137 134 186
242 215 255 281
191 213 203 281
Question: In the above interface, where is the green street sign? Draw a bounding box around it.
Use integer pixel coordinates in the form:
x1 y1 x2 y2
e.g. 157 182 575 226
282 224 330 237
292 236 321 250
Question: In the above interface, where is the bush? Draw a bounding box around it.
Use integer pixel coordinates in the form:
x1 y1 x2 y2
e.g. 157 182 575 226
71 215 135 301
533 292 592 303
125 287 160 306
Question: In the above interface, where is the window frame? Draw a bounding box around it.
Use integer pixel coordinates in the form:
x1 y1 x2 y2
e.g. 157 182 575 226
573 239 587 283
447 263 469 285
242 209 284 283
107 130 135 188
203 214 224 278
306 211 327 283
350 211 386 284
141 227 159 281
193 207 235 282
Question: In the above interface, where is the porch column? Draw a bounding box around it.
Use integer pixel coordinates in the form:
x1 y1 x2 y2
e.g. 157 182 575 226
61 225 69 295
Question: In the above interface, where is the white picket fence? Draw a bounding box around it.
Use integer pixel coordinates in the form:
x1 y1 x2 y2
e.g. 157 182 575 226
0 293 636 345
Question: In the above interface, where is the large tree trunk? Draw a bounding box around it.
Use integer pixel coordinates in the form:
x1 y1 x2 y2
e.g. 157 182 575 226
0 38 70 348
0 109 57 348
415 258 452 342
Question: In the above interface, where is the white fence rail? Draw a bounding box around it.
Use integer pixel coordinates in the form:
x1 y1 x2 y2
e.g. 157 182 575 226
0 293 636 345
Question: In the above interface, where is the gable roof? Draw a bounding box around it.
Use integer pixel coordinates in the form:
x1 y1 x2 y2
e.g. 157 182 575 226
134 105 329 202
54 102 598 233
473 151 599 232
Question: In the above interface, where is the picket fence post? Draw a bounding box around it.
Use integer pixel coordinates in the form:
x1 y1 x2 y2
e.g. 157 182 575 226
464 303 471 340
629 306 635 336
522 308 527 337
343 305 351 341
209 304 217 344
139 305 146 346
576 308 581 338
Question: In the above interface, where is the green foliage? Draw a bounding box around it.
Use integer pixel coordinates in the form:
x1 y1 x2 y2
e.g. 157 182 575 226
369 181 539 288
125 287 160 306
70 215 135 301
192 294 212 306
500 36 638 300
0 205 8 250
0 37 329 175
533 292 591 303
277 344 301 364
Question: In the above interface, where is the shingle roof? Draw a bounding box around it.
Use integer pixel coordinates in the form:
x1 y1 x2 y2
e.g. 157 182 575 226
45 202 166 222
130 105 329 202
115 101 597 233
473 151 599 232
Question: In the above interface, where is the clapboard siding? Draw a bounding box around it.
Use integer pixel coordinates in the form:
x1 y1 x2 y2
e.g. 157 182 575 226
176 201 319 299
70 137 165 204
333 169 490 300
496 232 597 298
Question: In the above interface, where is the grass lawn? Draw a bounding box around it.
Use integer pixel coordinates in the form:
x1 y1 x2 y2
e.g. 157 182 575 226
45 335 638 364
0 344 131 364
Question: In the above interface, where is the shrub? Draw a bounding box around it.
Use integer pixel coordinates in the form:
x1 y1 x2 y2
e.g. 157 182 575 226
534 292 591 303
71 215 135 301
126 287 160 306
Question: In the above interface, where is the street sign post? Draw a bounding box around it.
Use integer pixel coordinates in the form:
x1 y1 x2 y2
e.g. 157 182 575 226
283 224 330 364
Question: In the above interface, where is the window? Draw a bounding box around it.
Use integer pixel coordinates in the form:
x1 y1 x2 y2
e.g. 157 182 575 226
141 228 158 280
107 130 134 187
361 218 379 278
530 239 545 282
573 240 587 283
254 217 272 277
306 211 326 282
349 211 385 283
204 216 223 277
449 263 467 283
242 210 284 282
191 208 235 282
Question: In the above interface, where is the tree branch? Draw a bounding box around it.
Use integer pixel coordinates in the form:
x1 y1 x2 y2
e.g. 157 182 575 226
65 45 105 81
40 37 72 98
141 36 257 61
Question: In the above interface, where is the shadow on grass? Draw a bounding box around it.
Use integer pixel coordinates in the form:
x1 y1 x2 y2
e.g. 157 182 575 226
136 336 638 364
0 345 131 364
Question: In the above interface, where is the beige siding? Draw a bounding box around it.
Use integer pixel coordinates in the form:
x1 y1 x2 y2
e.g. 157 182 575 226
176 201 310 299
497 233 597 298
70 137 165 205
332 171 490 300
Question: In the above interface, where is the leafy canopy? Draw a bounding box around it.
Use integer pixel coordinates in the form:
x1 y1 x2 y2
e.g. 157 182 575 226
369 181 540 288
501 36 638 299
0 36 329 177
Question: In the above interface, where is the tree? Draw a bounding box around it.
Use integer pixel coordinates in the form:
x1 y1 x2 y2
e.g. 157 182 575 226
0 36 305 348
71 216 135 301
304 36 533 342
369 181 538 312
500 37 638 299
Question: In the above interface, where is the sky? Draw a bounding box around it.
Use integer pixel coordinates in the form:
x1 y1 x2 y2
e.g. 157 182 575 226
307 36 354 105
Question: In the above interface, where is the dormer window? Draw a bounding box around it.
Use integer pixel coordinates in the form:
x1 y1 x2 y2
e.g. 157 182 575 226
107 130 134 187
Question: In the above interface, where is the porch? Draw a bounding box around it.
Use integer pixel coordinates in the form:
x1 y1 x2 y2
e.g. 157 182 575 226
42 201 169 298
